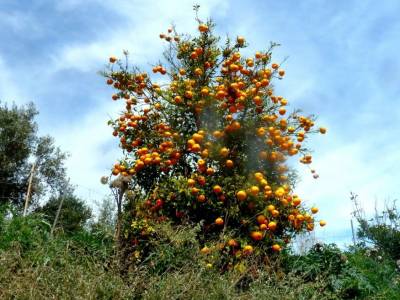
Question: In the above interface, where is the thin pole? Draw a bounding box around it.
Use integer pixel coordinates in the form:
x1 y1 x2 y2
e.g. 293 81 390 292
351 219 356 247
23 162 36 216
50 193 64 237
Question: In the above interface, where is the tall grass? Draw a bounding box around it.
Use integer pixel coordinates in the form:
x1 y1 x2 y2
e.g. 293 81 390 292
1 210 399 299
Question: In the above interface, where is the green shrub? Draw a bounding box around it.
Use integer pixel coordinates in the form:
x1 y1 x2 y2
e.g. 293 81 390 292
347 248 400 299
0 211 50 251
351 193 400 261
282 244 373 299
36 194 92 234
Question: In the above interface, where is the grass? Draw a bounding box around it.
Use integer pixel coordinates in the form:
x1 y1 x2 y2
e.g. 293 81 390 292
1 212 399 299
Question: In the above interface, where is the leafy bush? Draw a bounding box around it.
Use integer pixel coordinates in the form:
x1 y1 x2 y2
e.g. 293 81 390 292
352 193 400 260
36 193 92 234
283 244 373 299
0 211 50 251
348 247 400 299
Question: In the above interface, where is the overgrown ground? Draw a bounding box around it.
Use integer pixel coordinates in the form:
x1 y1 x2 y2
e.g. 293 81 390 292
1 212 399 300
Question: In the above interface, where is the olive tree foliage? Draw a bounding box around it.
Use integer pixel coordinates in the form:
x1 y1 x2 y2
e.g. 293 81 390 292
0 101 69 209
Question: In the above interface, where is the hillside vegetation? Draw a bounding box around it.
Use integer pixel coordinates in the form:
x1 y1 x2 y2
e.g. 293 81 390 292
1 205 399 299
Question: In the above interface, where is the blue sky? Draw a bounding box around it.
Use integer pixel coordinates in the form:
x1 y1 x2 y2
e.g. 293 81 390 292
1 0 400 246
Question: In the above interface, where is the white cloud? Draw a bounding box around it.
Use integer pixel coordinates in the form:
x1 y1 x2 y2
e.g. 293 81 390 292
50 0 230 73
43 0 231 203
0 56 27 104
47 99 121 202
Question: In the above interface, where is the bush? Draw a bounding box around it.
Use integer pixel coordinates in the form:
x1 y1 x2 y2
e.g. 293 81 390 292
36 194 92 234
351 193 400 260
0 211 50 252
347 248 400 299
282 244 386 299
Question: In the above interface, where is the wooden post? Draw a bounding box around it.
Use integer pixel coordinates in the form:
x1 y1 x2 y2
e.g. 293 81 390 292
351 219 356 247
23 162 36 216
50 193 64 237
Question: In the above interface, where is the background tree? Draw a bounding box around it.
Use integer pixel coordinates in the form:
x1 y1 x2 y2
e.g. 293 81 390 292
36 193 92 234
0 101 69 209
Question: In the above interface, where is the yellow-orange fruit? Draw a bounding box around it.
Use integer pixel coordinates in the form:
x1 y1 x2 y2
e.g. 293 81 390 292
236 190 247 201
215 217 224 225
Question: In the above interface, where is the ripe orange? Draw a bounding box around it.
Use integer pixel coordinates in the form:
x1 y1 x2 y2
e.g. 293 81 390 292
191 144 201 152
192 133 204 143
201 88 209 95
213 130 223 138
174 96 183 104
311 207 319 214
197 194 206 202
292 198 301 206
213 185 222 194
272 244 281 252
236 190 247 201
206 167 214 175
219 147 229 157
198 24 209 32
272 209 280 217
256 214 267 224
243 245 253 255
215 217 224 225
228 239 238 247
185 90 193 98
268 221 277 231
194 67 203 76
250 231 263 241
197 159 206 167
229 64 239 72
320 220 327 227
250 186 260 196
237 36 245 45
319 127 327 134
109 56 117 63
254 172 264 181
226 159 234 168
275 187 285 197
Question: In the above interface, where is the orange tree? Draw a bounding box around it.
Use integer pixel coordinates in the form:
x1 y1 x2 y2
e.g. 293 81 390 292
103 12 326 270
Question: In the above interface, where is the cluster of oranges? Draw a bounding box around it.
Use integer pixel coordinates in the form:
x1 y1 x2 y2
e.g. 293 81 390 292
105 18 326 265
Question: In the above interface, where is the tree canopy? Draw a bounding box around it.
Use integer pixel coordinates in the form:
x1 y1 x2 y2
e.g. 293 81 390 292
0 101 69 209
